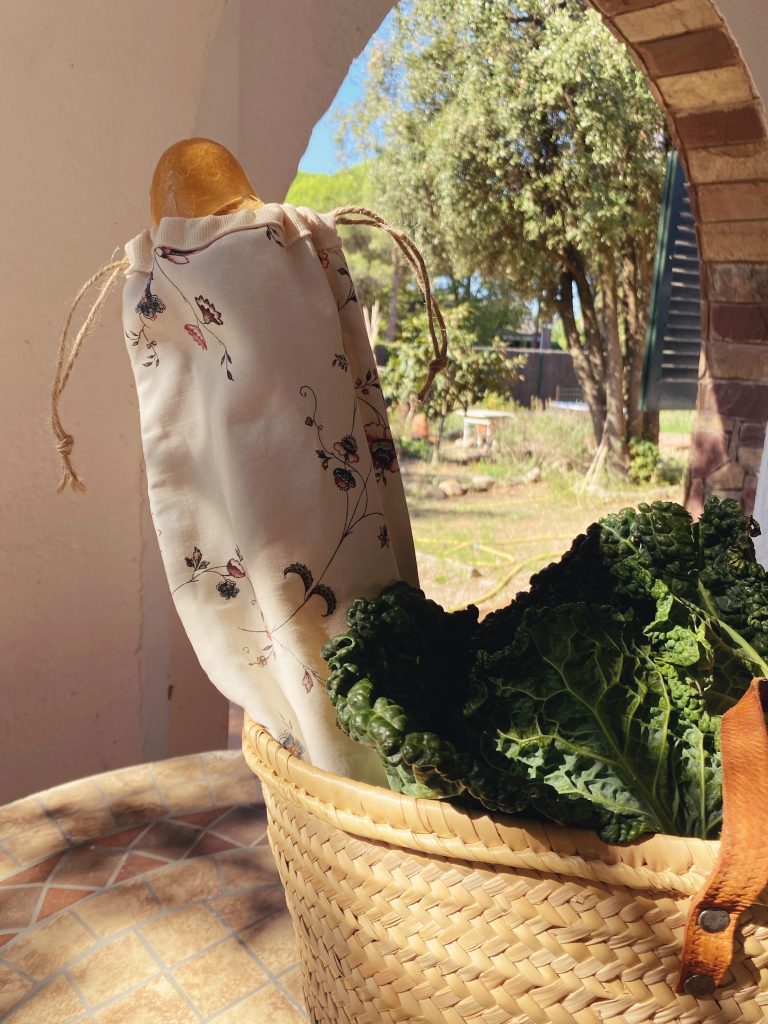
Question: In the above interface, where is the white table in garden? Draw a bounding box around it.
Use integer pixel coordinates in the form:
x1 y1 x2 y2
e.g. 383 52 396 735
461 408 514 450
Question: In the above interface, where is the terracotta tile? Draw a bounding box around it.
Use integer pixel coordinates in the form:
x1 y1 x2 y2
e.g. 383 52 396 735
2 911 96 977
113 852 169 884
0 799 46 843
95 826 147 848
151 756 206 789
108 797 167 828
637 27 738 78
677 105 765 150
212 886 288 931
277 965 305 1003
140 903 229 964
56 807 118 844
210 776 265 808
137 821 200 859
209 805 269 845
0 932 15 947
173 936 266 1016
213 983 308 1023
4 974 83 1024
175 808 231 828
75 880 159 938
186 832 237 858
94 977 199 1024
240 906 299 973
0 854 62 888
69 932 158 1006
0 849 21 881
0 963 33 1017
37 886 94 920
51 845 124 887
38 777 104 818
657 66 753 113
0 885 41 929
3 820 68 865
614 0 720 43
148 857 222 906
216 846 281 891
202 751 257 784
98 765 155 800
155 779 213 816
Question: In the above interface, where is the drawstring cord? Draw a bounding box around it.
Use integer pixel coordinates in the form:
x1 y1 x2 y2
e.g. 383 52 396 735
332 206 449 400
51 258 129 493
52 208 448 494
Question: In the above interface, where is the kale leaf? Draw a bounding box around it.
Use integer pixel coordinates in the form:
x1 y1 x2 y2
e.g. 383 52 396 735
322 498 768 842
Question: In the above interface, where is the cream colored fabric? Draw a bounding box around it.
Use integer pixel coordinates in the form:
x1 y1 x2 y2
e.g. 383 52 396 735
122 204 418 784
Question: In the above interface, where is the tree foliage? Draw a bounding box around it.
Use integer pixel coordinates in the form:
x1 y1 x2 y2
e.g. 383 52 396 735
384 303 525 458
342 0 667 475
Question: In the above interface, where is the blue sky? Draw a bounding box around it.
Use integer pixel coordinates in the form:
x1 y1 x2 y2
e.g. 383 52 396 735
298 14 394 175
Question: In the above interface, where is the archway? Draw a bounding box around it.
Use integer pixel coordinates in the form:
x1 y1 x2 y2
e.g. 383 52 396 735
369 0 768 514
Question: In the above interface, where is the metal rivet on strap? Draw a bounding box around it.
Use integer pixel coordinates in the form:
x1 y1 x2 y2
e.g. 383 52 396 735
684 974 716 998
698 908 731 933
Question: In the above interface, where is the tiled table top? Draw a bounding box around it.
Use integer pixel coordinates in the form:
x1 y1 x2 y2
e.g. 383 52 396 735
0 751 308 1023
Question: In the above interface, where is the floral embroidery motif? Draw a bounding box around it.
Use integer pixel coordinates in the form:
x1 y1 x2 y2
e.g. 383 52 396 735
332 353 348 372
333 467 356 491
173 545 252 600
378 525 390 548
157 247 190 265
184 324 207 350
365 422 398 482
277 717 304 758
195 295 223 326
318 249 330 268
127 250 235 381
333 435 359 463
136 275 166 320
336 265 357 310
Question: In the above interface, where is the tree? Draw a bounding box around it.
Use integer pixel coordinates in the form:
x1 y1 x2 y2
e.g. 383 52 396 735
343 0 667 476
385 304 525 462
286 165 407 345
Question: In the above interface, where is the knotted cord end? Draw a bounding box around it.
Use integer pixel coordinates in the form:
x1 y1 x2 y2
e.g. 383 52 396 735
417 355 449 402
54 433 87 494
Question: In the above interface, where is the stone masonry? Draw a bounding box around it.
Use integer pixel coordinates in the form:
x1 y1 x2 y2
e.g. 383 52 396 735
591 0 768 515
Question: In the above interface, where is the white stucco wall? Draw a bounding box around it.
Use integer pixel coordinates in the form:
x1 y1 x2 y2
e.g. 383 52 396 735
0 0 391 802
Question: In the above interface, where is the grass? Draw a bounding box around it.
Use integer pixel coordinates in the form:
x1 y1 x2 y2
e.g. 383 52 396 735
398 403 691 615
405 468 685 614
660 409 695 434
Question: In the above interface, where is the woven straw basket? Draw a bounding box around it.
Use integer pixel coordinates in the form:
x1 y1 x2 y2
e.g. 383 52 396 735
242 715 768 1024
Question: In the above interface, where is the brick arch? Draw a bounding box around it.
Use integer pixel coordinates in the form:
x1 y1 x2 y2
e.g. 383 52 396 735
588 0 768 515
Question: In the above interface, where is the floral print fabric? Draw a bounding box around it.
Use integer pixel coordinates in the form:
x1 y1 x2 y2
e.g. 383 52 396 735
122 204 418 784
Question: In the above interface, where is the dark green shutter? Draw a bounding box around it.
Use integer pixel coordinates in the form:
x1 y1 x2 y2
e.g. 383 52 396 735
640 150 703 411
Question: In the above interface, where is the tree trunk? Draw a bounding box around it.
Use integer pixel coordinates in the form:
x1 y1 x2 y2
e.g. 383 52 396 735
431 414 446 466
386 250 402 344
622 248 659 443
600 257 630 476
553 270 605 442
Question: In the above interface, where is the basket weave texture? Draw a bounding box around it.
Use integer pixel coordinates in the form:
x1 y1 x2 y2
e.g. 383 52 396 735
242 716 768 1024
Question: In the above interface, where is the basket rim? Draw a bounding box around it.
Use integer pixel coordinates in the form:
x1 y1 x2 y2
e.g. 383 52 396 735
242 714 719 896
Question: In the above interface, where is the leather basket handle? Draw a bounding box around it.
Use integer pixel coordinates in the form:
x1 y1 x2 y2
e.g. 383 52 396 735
677 676 768 997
